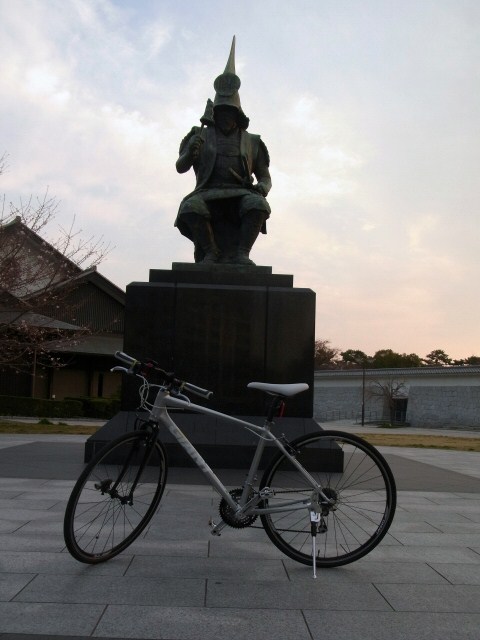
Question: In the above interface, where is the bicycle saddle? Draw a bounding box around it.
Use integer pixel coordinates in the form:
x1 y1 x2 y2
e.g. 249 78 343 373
247 382 309 397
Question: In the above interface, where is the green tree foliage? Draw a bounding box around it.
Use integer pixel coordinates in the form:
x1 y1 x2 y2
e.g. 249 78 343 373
340 349 370 367
340 348 422 368
372 349 422 368
314 339 340 369
319 339 478 369
423 349 452 366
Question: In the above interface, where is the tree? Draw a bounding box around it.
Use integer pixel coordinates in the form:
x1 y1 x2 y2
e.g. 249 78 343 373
368 377 408 424
372 349 422 368
340 349 370 368
314 340 340 369
423 349 452 366
0 156 112 372
314 339 340 369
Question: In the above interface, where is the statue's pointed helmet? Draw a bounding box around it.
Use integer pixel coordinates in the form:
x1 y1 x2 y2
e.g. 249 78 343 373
212 36 249 128
213 36 242 109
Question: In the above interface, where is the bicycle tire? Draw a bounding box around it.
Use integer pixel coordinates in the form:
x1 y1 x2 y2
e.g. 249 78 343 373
260 430 396 567
64 430 167 563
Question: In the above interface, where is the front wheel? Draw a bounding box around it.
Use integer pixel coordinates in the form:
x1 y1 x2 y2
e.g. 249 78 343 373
64 430 167 563
260 430 396 567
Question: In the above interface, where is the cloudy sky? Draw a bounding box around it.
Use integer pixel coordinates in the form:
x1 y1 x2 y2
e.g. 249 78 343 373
1 0 478 359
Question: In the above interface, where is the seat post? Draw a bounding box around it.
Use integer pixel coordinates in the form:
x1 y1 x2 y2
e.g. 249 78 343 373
266 395 285 422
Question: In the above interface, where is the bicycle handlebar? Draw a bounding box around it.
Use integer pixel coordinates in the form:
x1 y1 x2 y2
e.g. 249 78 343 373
113 351 213 400
183 381 213 400
115 351 139 367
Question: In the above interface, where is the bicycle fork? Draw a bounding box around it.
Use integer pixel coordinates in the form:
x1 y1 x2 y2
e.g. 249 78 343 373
95 429 157 505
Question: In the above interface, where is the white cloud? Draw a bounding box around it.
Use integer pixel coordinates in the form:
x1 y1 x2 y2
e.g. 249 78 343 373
0 0 479 359
142 23 172 59
407 214 439 251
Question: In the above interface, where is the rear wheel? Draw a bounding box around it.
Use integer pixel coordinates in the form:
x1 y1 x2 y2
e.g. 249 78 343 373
260 430 396 567
64 430 167 563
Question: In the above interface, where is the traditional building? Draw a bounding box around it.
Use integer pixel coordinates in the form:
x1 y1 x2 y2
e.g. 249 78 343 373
0 217 125 400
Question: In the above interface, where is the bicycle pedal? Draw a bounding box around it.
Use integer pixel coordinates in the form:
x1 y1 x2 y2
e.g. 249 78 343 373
208 518 222 536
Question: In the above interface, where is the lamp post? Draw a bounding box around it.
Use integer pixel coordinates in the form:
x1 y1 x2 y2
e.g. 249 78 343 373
361 357 373 426
361 365 366 426
31 348 37 398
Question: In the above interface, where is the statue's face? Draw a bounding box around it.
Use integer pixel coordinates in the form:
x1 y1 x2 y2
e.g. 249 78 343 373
214 106 238 134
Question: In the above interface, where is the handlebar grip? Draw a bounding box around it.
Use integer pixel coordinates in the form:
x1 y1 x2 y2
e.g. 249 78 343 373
114 351 212 398
115 351 138 367
184 382 213 400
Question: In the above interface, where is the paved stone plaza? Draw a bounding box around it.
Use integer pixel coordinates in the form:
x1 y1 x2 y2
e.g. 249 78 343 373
0 430 479 639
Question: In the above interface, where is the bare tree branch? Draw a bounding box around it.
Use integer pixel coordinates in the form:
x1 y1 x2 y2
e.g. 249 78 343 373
367 378 407 424
0 163 113 370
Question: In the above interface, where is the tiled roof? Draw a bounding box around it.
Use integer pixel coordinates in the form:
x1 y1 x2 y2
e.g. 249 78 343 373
315 366 480 378
52 334 123 355
0 310 80 330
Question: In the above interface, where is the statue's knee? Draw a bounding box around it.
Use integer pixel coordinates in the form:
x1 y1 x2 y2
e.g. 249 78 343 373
242 209 266 227
181 211 200 226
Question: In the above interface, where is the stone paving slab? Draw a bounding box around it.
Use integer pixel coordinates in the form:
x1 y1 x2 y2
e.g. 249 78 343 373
388 520 440 532
207 536 291 559
93 605 310 640
126 554 288 581
0 437 479 639
0 636 130 640
14 574 206 608
430 562 480 585
9 520 67 535
0 520 27 534
303 611 480 640
283 560 450 584
0 574 35 600
0 533 66 552
462 513 480 523
385 448 480 480
0 602 106 636
392 532 480 546
392 509 474 523
206 580 392 610
377 583 480 612
0 636 133 640
360 544 480 563
435 521 480 533
111 537 208 557
0 551 132 576
395 502 480 515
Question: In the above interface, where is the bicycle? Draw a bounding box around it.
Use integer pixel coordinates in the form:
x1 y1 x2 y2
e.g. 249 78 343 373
64 351 397 578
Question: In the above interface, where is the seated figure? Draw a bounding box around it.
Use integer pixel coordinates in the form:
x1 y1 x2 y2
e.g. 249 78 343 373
175 37 272 265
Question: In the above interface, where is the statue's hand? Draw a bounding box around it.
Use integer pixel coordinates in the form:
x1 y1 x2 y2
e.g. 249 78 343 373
188 135 204 160
253 182 268 197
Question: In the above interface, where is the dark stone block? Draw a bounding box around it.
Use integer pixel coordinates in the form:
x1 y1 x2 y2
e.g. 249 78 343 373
85 411 324 468
86 266 317 465
119 270 315 417
173 283 268 414
172 262 273 275
150 264 293 288
265 287 316 417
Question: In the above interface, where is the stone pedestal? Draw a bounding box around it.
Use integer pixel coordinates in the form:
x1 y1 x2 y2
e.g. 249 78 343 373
85 263 318 466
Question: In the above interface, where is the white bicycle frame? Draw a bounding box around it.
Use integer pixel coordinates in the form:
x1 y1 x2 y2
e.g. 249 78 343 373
146 384 332 533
